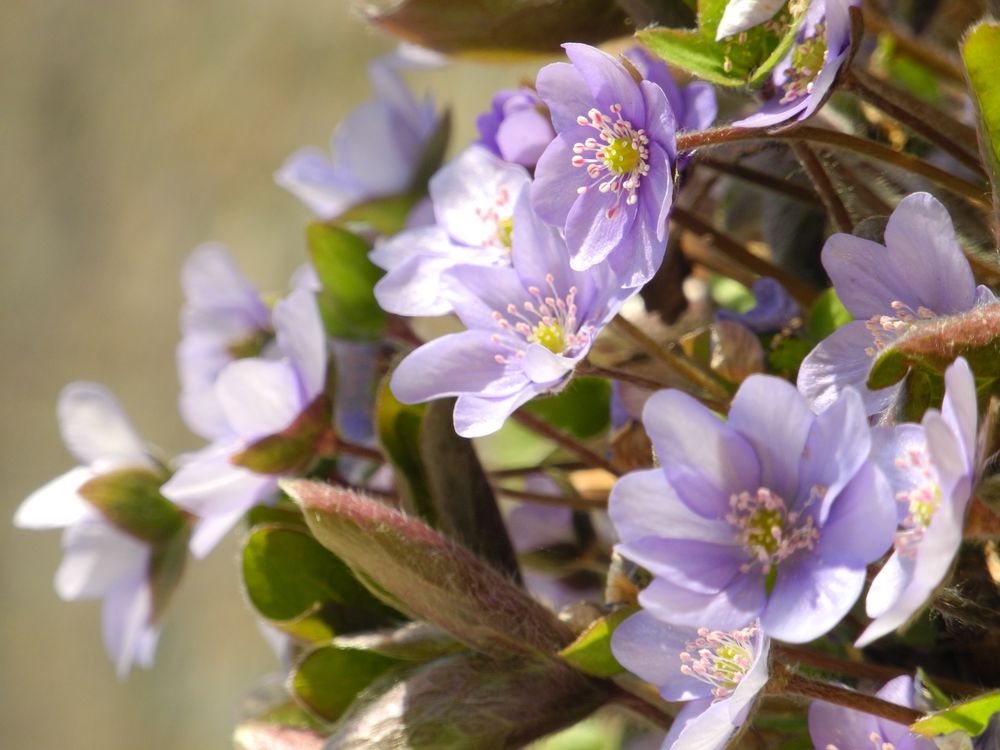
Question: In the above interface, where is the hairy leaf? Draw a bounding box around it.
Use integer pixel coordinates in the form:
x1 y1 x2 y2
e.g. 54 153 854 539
291 644 404 722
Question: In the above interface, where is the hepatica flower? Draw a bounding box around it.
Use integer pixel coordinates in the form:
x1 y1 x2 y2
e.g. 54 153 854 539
609 376 896 642
532 43 677 287
276 52 437 220
716 277 801 334
798 192 996 415
809 675 935 750
370 146 529 317
390 186 629 438
15 383 183 677
612 611 770 750
734 0 859 129
476 87 556 170
856 358 977 647
163 288 328 557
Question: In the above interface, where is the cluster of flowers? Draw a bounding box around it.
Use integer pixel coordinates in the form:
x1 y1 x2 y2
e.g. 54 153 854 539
15 1 1000 747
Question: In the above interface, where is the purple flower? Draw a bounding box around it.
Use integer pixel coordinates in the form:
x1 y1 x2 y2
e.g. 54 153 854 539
716 277 801 334
370 146 530 316
163 289 328 557
14 383 172 677
621 46 717 170
798 192 996 415
734 0 859 129
612 612 770 750
178 243 272 441
532 43 677 287
856 358 977 647
609 376 897 642
275 53 438 220
390 186 630 438
808 675 936 750
476 88 555 170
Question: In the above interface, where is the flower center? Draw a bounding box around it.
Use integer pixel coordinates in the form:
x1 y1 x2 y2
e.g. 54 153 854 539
863 300 937 357
571 104 650 219
893 445 942 558
726 487 822 584
780 23 829 104
474 187 515 252
678 625 758 700
490 274 590 364
227 329 272 359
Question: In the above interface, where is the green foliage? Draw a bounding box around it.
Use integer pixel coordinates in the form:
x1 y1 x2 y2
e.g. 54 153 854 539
637 0 805 87
360 0 632 58
375 381 435 521
523 377 611 440
77 467 184 544
232 395 332 474
307 224 386 341
241 523 398 642
807 288 852 340
962 22 1000 228
283 480 571 657
291 644 404 722
911 690 1000 738
557 606 637 678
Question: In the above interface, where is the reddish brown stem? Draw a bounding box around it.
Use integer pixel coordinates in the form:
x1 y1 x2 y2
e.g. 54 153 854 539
790 142 854 232
776 668 923 725
513 409 620 476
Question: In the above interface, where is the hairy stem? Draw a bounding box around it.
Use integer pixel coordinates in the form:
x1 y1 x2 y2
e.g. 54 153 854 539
695 155 824 208
577 359 672 392
790 142 854 232
775 667 923 725
495 485 607 512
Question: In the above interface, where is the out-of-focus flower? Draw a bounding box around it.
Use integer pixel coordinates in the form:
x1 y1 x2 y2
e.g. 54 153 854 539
612 612 770 750
276 53 438 220
716 0 788 40
390 186 630 438
14 383 186 677
609 376 896 642
370 146 529 316
476 88 555 170
734 0 859 129
798 193 995 415
532 43 677 287
716 277 800 334
163 289 328 558
808 675 936 750
857 358 977 647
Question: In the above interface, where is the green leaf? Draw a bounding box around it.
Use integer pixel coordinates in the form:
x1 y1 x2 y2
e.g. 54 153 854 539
334 193 424 238
807 288 852 340
558 607 637 678
911 690 1000 737
523 377 611 440
325 653 606 749
307 224 385 341
232 395 332 474
291 644 403 722
962 22 1000 228
360 0 631 58
241 523 398 642
916 667 954 711
868 348 911 390
283 481 572 657
375 380 435 523
77 468 184 544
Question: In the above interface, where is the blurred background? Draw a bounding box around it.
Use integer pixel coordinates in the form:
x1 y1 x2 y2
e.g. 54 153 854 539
0 2 541 747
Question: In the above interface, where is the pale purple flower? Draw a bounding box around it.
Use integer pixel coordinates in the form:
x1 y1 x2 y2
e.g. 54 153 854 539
856 358 977 647
163 288 328 557
808 675 936 750
612 612 770 750
390 186 630 438
370 146 529 316
178 243 271 441
275 53 437 220
716 277 801 334
14 383 171 677
734 0 859 129
476 88 555 170
798 192 996 415
532 43 677 287
609 376 897 642
716 0 787 40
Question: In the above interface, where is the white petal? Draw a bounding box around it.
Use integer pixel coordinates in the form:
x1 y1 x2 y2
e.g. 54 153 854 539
215 359 304 440
273 289 327 400
102 576 159 679
58 383 154 469
716 0 787 40
55 522 149 600
14 467 96 529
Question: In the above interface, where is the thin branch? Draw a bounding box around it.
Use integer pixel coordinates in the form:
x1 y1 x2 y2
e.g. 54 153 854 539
512 409 620 476
695 155 824 208
495 485 607 512
577 359 671 392
490 460 589 479
790 142 854 232
336 439 385 463
843 67 985 178
775 667 924 725
670 206 822 306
